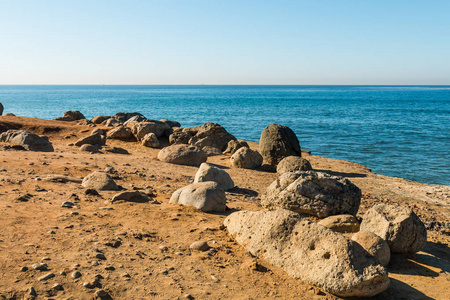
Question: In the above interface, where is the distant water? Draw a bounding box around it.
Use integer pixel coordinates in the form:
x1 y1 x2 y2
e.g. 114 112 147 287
0 85 449 186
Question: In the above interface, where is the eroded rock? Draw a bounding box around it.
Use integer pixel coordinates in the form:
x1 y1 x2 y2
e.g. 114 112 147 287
276 156 312 175
259 124 301 165
0 130 54 152
170 182 226 212
82 171 118 191
230 147 263 169
352 230 391 266
194 163 234 190
158 144 207 167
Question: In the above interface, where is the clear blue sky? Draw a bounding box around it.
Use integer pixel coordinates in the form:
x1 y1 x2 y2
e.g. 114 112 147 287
1 0 449 85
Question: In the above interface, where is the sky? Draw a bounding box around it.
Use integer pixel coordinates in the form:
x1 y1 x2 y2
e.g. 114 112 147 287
0 0 449 85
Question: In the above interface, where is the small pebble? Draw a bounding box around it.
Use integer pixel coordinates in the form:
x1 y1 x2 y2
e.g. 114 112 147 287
95 289 109 297
38 272 55 281
71 211 79 216
190 241 210 252
159 245 168 252
72 271 82 279
52 283 63 290
32 263 48 271
185 294 194 299
96 253 107 260
28 286 37 296
61 201 74 208
20 266 28 272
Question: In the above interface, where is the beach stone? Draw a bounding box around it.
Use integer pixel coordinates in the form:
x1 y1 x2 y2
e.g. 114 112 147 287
190 241 210 251
352 231 391 266
142 132 160 148
0 102 3 115
123 114 147 126
0 129 54 152
82 171 119 191
360 204 427 253
55 110 86 121
74 133 104 147
91 128 105 136
3 112 15 116
38 272 55 281
223 139 249 154
230 147 263 169
112 112 145 124
160 118 181 128
0 121 20 134
259 124 301 165
101 146 129 154
104 118 122 127
158 144 207 167
261 171 361 218
32 263 48 270
194 163 234 190
188 122 236 151
170 182 227 212
111 191 153 203
224 209 389 297
107 126 134 140
169 130 192 145
80 144 98 152
276 156 312 175
91 115 110 124
131 121 171 140
318 215 360 233
202 146 222 156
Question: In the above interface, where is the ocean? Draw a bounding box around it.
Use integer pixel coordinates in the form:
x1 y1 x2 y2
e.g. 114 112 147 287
0 85 449 186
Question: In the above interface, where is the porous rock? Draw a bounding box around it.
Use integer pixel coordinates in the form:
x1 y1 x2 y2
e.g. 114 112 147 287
170 182 226 212
352 230 391 266
169 130 192 145
276 156 312 175
188 122 236 151
224 209 389 297
318 214 360 233
223 139 249 155
107 126 134 140
157 144 207 167
230 147 263 169
202 146 222 156
194 163 234 190
259 124 301 165
261 171 361 218
0 129 54 152
131 121 171 140
82 171 118 191
142 132 160 148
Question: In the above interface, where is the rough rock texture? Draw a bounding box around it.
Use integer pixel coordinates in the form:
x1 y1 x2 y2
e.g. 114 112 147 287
259 124 301 165
131 121 171 140
224 210 389 297
194 163 235 190
91 115 110 124
352 230 391 266
261 171 361 218
123 115 147 126
276 156 312 175
170 182 227 212
111 191 153 203
230 147 263 169
0 130 54 152
202 146 222 156
0 102 3 115
223 139 249 155
142 133 160 148
104 118 122 127
188 122 236 151
55 110 86 121
160 119 181 128
107 126 134 140
169 130 192 145
318 215 360 233
74 133 105 147
0 122 20 133
112 112 145 124
81 171 119 191
157 145 207 167
360 204 427 253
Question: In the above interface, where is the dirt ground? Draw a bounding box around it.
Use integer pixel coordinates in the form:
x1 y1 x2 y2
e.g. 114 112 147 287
0 116 448 300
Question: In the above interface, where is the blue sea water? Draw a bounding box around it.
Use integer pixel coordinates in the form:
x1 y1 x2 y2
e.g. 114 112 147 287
0 85 449 186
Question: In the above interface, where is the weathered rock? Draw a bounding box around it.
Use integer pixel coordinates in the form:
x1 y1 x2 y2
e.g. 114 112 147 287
194 163 234 190
224 209 389 297
259 124 301 165
91 128 105 136
170 182 227 212
142 132 160 148
91 115 110 124
360 204 427 253
38 272 55 281
190 241 210 251
0 102 3 115
80 144 99 152
158 144 207 167
169 130 192 145
230 147 263 169
104 118 122 127
261 171 361 218
82 171 118 191
0 121 20 134
123 114 147 126
202 146 222 156
55 110 86 121
160 118 181 128
44 174 83 183
223 139 249 154
318 215 360 233
352 231 391 266
74 133 105 147
112 112 145 124
3 112 15 116
131 121 171 140
111 191 153 203
101 146 129 154
188 122 236 151
106 126 134 140
276 156 312 175
0 130 54 152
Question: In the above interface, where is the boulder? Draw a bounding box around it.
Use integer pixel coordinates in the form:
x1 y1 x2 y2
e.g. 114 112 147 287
112 112 145 124
160 118 181 128
3 113 15 116
91 115 110 124
202 146 222 156
131 121 171 140
0 130 54 152
318 214 360 233
106 126 134 140
170 182 226 212
123 115 147 126
261 171 361 218
111 191 153 203
55 110 86 121
188 122 236 151
0 121 20 134
74 133 105 147
0 102 3 115
157 145 207 167
80 144 99 152
223 139 249 155
360 204 427 253
276 156 312 175
224 209 389 297
194 163 234 190
169 130 192 145
230 147 263 169
101 146 129 154
259 124 301 165
352 231 391 266
81 171 118 191
91 128 105 136
104 118 122 127
142 133 160 148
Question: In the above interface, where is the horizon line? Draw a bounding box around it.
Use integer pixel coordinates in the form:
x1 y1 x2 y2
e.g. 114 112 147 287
1 84 449 87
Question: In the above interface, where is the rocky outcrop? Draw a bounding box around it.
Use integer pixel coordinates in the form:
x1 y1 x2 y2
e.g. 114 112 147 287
188 122 236 151
230 147 263 169
157 144 207 167
0 130 54 152
170 182 227 212
223 140 249 155
360 204 427 253
261 171 361 218
352 231 391 266
194 163 234 190
276 156 312 175
224 209 389 297
55 110 86 121
142 133 160 148
106 126 134 140
202 146 222 156
318 214 360 233
259 124 301 165
131 121 171 140
81 171 119 191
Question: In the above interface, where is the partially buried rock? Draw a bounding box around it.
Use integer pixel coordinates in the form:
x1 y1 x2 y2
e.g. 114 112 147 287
131 121 171 140
188 122 236 151
352 230 391 266
223 139 249 155
259 124 301 165
190 241 210 251
360 204 427 253
0 129 54 152
91 115 110 124
101 146 129 154
169 130 192 145
224 209 389 297
55 110 86 121
82 171 118 191
80 144 98 152
194 163 234 190
75 133 105 147
170 182 227 212
261 171 361 218
230 147 263 169
318 214 360 233
160 118 181 128
142 132 160 148
276 156 312 175
111 191 153 203
158 144 207 167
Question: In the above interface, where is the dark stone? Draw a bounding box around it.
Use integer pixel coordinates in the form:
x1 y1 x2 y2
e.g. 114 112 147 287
259 124 301 165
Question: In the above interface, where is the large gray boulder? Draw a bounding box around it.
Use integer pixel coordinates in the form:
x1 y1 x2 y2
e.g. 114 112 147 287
194 163 234 190
352 230 391 266
157 144 207 167
360 204 427 253
106 126 134 140
170 182 227 212
74 133 105 147
131 121 171 140
224 209 389 297
261 171 361 218
259 124 301 165
230 147 263 169
188 122 236 151
276 156 312 175
0 130 54 152
81 171 118 191
55 110 86 121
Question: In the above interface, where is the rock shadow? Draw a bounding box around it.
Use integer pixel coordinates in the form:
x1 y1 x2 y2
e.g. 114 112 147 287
370 278 434 300
313 169 367 178
227 187 259 197
388 254 440 277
